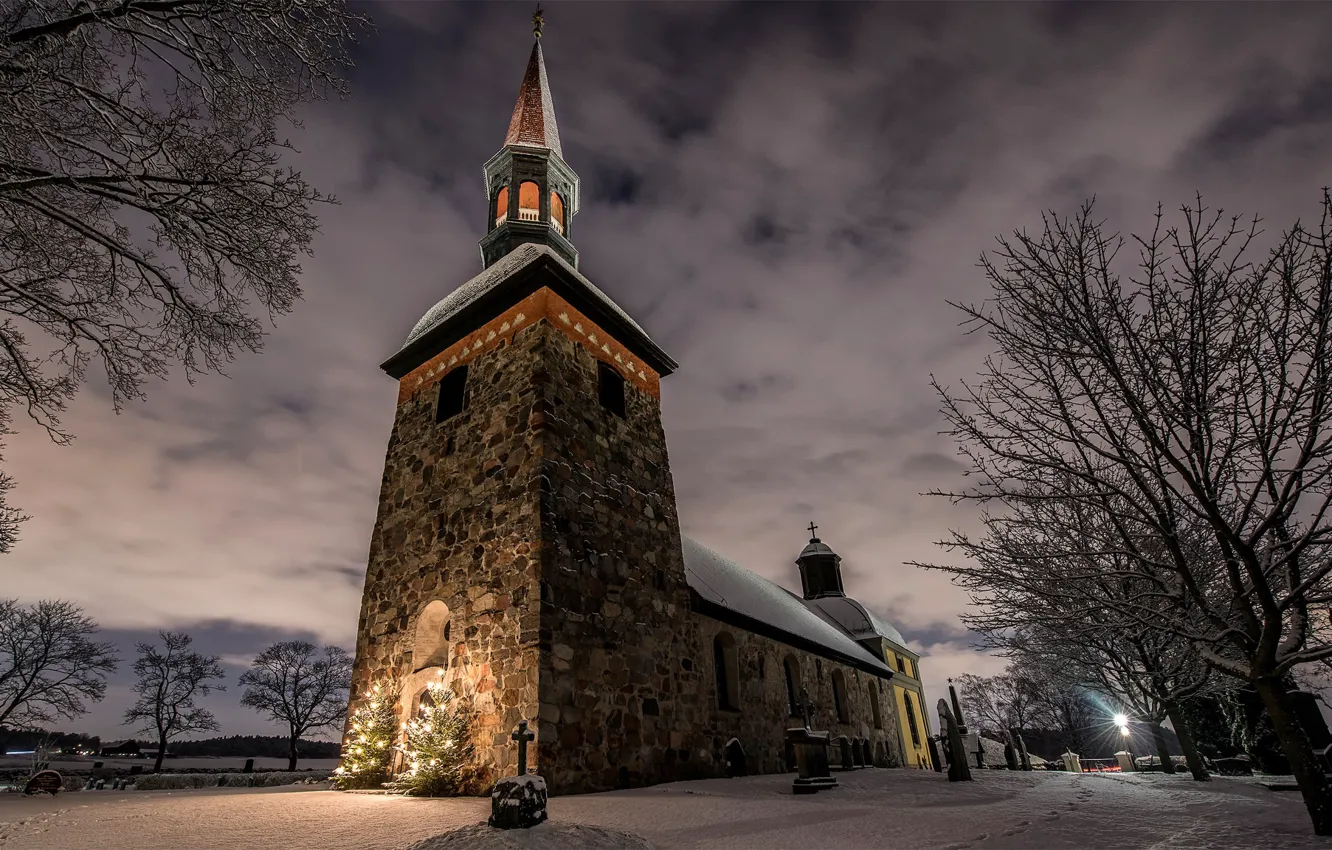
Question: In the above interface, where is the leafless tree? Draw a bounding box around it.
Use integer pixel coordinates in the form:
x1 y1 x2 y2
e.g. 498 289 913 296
928 192 1332 832
239 640 351 771
0 598 117 728
0 1 370 548
123 631 225 773
953 669 1041 739
930 490 1218 780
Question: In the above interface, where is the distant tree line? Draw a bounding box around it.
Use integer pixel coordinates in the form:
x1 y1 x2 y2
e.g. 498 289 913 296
0 598 352 773
169 735 340 760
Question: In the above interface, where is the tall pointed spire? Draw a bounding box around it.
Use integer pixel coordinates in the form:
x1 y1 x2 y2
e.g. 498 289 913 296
504 6 562 158
479 7 579 270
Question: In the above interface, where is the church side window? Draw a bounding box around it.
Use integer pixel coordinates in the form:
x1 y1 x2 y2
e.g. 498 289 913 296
550 191 566 235
904 691 921 747
783 655 800 717
831 670 849 723
518 180 540 222
493 186 509 228
436 366 468 423
713 633 739 711
598 361 626 418
870 682 883 729
897 655 907 674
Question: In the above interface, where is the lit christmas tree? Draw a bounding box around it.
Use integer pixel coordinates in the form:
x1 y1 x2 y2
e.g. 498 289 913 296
332 681 398 790
389 675 477 796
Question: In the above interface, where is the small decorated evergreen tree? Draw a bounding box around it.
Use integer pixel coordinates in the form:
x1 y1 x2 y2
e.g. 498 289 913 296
333 681 398 790
389 677 477 796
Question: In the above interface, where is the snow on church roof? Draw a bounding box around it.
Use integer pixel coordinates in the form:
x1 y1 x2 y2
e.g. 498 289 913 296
804 596 908 651
681 536 892 675
397 243 656 352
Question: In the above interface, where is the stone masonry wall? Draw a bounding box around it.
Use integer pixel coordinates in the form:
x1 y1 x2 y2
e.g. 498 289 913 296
692 617 904 775
528 320 707 794
346 322 550 784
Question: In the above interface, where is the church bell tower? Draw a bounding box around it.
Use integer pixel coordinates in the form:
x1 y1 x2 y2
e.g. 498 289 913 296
346 10 697 795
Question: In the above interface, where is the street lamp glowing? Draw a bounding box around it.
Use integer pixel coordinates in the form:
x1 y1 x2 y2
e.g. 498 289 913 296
1112 713 1128 727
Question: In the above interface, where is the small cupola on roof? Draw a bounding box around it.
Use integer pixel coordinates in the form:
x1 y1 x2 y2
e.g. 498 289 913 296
796 522 846 600
479 6 581 271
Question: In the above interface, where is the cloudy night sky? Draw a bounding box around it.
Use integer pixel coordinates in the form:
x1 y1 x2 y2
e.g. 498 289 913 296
6 1 1332 741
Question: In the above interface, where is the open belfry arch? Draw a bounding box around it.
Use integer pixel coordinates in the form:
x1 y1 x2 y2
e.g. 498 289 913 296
344 11 929 794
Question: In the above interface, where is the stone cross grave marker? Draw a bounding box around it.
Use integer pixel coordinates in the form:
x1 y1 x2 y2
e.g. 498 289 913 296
512 719 535 776
798 686 815 731
937 699 973 783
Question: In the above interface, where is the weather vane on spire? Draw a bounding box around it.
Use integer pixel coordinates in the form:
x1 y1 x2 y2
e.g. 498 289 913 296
532 4 544 39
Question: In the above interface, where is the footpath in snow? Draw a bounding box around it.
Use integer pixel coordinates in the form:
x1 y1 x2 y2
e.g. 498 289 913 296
0 768 1322 849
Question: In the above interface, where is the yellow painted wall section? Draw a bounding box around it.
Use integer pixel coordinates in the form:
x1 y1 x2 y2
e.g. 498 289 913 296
894 683 932 769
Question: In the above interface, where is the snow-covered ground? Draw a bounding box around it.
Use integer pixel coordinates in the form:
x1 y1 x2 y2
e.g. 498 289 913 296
0 768 1321 849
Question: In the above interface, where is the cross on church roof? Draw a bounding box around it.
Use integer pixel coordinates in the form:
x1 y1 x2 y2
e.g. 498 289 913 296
807 521 819 539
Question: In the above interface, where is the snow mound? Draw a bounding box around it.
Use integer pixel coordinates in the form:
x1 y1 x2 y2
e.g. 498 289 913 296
407 821 654 849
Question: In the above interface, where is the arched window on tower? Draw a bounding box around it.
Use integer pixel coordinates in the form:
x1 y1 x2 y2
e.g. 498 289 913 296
518 181 540 222
831 669 850 723
713 632 739 711
493 186 509 228
411 600 451 671
783 655 801 717
550 191 565 235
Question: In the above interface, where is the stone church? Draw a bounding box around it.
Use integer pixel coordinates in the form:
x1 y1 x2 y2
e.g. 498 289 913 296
346 23 933 795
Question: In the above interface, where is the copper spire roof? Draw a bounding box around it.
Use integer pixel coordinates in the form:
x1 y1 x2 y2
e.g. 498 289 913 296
503 38 563 159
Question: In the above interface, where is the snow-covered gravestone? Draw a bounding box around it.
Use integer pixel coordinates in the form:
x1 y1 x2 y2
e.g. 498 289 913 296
488 720 548 830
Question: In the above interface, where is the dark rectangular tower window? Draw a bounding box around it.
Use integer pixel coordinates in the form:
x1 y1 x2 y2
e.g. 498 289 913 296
597 361 626 418
436 365 468 423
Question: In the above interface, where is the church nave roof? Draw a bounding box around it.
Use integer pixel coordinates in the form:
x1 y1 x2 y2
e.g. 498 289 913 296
681 536 893 676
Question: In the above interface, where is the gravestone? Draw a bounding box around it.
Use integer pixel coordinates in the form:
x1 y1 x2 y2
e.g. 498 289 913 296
851 739 864 768
243 758 255 774
788 688 838 794
23 770 62 796
833 736 853 770
948 680 968 733
1061 750 1083 774
488 720 547 830
926 735 944 772
1004 740 1019 771
724 738 748 777
937 699 973 782
1011 729 1032 771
